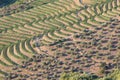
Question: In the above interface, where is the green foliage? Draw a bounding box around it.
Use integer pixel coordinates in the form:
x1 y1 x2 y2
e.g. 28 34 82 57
108 70 120 80
60 72 97 80
60 70 120 80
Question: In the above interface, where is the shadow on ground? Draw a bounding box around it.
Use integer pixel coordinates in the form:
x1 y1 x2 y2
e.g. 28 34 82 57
0 0 16 8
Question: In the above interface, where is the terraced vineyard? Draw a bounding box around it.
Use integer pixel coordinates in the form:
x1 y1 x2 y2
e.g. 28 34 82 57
0 0 120 80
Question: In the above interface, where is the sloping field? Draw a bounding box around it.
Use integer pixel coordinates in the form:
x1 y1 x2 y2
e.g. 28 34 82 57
0 0 120 80
5 17 120 80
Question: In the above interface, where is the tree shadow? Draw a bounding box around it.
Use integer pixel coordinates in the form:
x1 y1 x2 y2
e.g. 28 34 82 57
0 0 16 8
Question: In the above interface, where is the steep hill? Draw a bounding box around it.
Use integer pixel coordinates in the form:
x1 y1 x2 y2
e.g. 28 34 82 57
0 0 120 80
